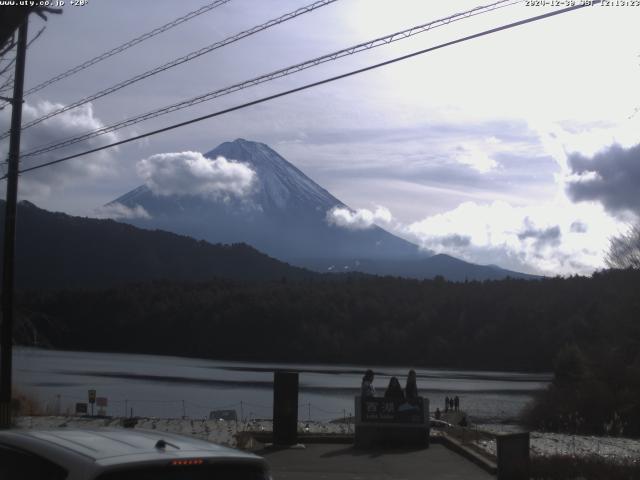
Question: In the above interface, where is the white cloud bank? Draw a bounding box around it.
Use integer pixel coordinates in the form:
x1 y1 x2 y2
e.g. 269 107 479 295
454 141 499 173
325 186 626 275
136 152 255 199
405 200 624 276
0 101 120 203
326 205 392 230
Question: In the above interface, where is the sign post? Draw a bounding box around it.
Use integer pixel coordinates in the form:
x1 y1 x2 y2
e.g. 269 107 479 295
88 389 96 417
273 371 298 445
96 397 108 416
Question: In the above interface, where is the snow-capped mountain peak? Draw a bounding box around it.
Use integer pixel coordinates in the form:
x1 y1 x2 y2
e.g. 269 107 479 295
204 139 338 211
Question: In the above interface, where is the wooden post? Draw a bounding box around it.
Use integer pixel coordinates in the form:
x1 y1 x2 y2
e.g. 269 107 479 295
273 371 298 445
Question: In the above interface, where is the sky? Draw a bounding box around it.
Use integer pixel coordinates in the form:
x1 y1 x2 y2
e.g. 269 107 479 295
1 0 639 276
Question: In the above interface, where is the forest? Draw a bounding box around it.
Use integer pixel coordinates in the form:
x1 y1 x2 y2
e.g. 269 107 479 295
17 269 640 371
14 268 640 434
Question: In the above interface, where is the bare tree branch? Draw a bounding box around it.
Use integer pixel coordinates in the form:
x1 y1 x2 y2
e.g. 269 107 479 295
27 25 46 49
0 37 15 57
33 7 63 21
0 56 16 78
605 224 640 269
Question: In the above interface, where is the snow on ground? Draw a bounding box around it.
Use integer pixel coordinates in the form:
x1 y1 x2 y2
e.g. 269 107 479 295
14 416 351 448
475 424 640 461
15 416 640 462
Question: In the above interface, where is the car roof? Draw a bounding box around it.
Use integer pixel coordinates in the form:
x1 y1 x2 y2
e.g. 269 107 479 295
0 428 263 468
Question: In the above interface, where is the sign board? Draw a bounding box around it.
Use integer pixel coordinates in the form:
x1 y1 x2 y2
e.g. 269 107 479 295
96 397 108 408
360 397 425 424
75 403 88 414
88 389 96 404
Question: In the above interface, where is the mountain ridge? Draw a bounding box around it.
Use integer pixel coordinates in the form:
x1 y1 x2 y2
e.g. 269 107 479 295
110 138 537 281
0 199 315 290
112 138 425 262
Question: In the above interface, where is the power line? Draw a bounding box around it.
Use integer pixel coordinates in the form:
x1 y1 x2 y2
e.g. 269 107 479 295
0 0 338 140
5 1 600 180
18 0 521 160
0 26 46 104
22 0 232 98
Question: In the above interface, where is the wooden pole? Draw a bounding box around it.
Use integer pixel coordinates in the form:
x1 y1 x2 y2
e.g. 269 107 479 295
0 16 28 430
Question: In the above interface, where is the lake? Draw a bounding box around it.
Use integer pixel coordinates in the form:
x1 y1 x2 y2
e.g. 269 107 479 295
14 347 550 423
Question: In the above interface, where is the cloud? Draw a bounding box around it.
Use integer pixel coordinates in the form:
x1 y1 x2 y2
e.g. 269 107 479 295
93 202 150 220
439 234 471 248
565 142 640 217
454 144 498 173
404 200 623 276
517 221 561 250
570 221 588 233
136 152 255 199
275 118 553 226
0 101 120 202
326 205 392 230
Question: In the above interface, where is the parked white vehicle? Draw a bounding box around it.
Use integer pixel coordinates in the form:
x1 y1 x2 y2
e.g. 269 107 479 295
0 428 271 480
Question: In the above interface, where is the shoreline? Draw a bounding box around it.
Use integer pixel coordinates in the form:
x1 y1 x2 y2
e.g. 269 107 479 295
13 415 640 462
14 346 554 377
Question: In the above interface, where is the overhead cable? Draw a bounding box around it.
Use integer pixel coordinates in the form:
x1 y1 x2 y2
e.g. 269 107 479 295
0 0 338 140
19 0 520 159
6 1 600 179
23 0 232 98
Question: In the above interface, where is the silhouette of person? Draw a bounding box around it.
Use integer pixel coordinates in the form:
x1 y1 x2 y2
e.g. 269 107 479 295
454 396 459 412
449 397 454 411
405 369 418 400
435 408 441 420
459 415 468 427
361 369 375 398
384 377 405 401
445 396 449 413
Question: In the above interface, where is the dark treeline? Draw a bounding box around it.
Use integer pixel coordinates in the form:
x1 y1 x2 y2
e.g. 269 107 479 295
15 269 640 373
16 269 640 435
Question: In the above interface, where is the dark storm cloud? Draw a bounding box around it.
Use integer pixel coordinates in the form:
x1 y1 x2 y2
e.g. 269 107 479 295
566 143 640 215
518 224 561 249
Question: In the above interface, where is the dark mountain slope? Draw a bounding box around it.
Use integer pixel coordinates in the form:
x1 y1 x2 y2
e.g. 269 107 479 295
0 200 314 290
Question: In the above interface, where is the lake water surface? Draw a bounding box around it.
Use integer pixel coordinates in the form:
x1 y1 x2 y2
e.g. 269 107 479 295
14 347 550 423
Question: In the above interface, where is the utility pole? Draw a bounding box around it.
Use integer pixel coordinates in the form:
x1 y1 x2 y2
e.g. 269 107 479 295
0 17 28 430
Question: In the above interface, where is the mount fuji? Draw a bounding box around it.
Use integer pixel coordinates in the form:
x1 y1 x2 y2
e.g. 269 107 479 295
109 139 535 280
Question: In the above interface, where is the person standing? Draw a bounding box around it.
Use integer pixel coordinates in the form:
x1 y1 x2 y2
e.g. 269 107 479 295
454 396 460 412
384 377 405 401
405 370 419 400
445 396 449 412
459 415 468 427
361 369 376 398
